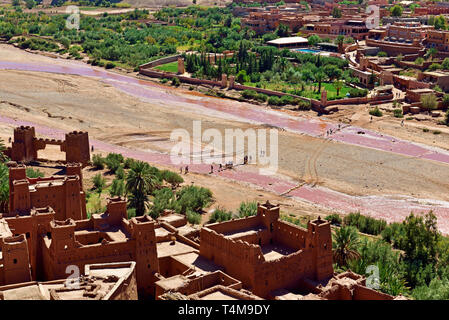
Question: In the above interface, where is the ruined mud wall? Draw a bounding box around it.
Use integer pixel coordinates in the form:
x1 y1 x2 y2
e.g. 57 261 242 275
205 215 262 234
353 284 394 300
272 220 308 251
253 250 314 298
199 228 262 287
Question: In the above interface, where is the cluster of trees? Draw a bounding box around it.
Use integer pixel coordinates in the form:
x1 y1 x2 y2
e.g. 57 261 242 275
183 40 360 100
1 5 367 98
331 211 449 299
90 153 199 220
0 8 199 68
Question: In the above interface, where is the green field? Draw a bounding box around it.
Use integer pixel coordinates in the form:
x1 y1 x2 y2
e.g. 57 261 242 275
245 81 353 100
154 61 178 73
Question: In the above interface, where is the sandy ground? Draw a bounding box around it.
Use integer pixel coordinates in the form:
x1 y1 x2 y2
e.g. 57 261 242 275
2 44 449 225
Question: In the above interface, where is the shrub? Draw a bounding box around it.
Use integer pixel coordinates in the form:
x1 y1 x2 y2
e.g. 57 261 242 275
176 185 213 214
92 154 105 170
171 77 181 87
297 100 311 110
104 153 124 174
433 130 441 135
281 214 307 228
412 277 449 300
160 78 169 84
280 95 294 105
116 166 125 180
369 107 383 117
26 167 44 178
238 201 257 217
377 51 388 57
124 158 136 169
160 170 184 188
241 89 258 100
428 63 442 71
127 208 136 219
256 93 268 102
186 209 201 224
325 214 342 225
268 95 281 106
109 178 125 197
87 195 104 218
349 88 368 98
442 94 449 108
393 108 403 118
209 207 233 223
421 94 438 110
105 61 116 69
150 187 180 218
381 222 405 247
343 212 387 235
423 127 430 132
415 57 424 65
92 173 106 192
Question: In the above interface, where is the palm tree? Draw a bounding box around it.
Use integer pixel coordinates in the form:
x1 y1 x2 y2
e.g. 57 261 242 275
125 161 157 216
333 80 343 96
333 226 361 267
314 69 326 94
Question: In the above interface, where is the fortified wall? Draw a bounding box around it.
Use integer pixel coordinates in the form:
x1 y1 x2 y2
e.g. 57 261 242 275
39 198 159 297
4 126 90 166
199 201 333 298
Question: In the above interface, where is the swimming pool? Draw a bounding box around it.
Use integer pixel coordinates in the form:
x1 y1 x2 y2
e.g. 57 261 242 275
295 48 320 53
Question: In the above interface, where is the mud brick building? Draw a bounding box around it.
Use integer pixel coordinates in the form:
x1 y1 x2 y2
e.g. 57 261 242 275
0 261 138 300
7 162 86 221
199 201 333 298
0 129 404 300
4 126 90 166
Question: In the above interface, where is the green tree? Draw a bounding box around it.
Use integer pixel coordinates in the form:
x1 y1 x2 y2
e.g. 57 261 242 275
276 24 290 37
442 58 449 70
335 35 345 46
92 173 106 194
421 93 438 110
390 5 403 17
333 226 361 267
333 80 344 96
125 161 158 216
150 187 180 218
308 34 321 46
314 69 326 93
109 178 125 197
425 48 438 61
332 7 342 18
434 15 447 30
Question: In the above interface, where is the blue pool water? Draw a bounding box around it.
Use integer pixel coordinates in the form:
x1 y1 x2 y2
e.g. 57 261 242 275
296 48 320 53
